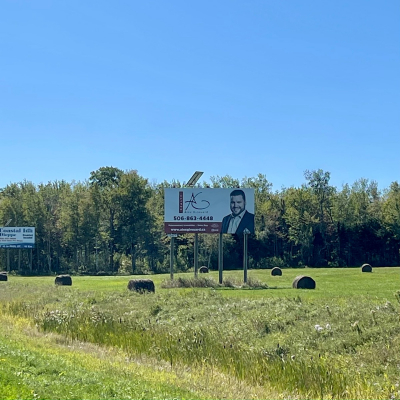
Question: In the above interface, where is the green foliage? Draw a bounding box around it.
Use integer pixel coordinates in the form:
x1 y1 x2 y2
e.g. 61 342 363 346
251 256 287 269
1 169 400 275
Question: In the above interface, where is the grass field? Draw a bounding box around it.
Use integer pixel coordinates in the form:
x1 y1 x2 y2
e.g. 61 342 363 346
1 267 400 399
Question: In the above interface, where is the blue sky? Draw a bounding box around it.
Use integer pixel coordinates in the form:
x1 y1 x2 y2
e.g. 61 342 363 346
1 1 399 191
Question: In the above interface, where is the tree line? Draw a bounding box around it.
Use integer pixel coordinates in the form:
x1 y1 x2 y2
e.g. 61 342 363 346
1 166 399 275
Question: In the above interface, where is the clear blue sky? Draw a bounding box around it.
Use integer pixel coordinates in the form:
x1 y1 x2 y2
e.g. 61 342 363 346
1 1 399 191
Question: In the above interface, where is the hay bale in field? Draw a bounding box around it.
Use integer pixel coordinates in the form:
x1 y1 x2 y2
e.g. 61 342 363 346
271 267 282 276
128 279 155 293
0 272 8 281
361 263 372 272
55 274 72 286
199 266 209 273
292 275 316 289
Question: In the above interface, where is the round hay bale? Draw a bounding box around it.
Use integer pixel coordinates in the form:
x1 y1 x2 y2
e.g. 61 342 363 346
292 275 316 289
361 263 372 272
128 279 155 293
271 267 282 276
199 266 209 273
55 274 72 286
0 272 8 282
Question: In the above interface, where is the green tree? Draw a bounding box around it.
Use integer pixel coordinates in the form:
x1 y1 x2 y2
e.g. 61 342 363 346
382 181 400 265
117 170 153 274
284 186 315 266
89 167 124 273
304 169 336 266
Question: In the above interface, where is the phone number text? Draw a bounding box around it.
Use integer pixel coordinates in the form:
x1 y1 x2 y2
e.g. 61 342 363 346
173 216 214 221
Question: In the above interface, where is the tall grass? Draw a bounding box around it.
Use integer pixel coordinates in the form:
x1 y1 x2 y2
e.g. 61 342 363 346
2 273 400 399
160 275 268 289
0 315 217 400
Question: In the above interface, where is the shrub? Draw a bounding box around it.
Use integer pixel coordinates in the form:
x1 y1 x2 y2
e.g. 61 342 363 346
244 277 268 289
161 277 218 288
252 256 287 270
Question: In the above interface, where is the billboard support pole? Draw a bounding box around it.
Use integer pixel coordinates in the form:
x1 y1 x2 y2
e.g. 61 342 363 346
7 249 10 272
218 233 223 284
243 232 248 284
170 236 174 280
194 233 199 277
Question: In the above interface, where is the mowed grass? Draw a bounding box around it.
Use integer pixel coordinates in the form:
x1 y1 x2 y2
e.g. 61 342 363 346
6 266 399 300
1 267 400 399
218 267 400 300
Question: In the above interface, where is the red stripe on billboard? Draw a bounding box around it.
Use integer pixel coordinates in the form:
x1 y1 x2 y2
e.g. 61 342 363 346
179 191 183 213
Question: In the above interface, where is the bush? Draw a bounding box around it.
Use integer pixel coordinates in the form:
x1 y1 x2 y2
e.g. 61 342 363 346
252 257 287 270
161 277 218 288
160 276 268 289
244 277 268 289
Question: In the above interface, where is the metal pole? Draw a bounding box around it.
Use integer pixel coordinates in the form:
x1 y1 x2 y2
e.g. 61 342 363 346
95 237 98 271
170 236 174 280
194 233 198 277
243 233 248 284
4 220 12 273
218 233 223 284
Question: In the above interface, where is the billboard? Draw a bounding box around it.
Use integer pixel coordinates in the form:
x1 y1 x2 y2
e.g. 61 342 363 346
0 227 35 248
164 188 255 234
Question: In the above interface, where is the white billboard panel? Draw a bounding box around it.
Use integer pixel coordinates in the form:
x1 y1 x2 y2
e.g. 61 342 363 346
164 188 254 234
0 227 35 248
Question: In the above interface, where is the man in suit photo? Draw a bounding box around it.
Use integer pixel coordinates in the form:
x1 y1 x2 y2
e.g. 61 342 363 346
221 189 254 234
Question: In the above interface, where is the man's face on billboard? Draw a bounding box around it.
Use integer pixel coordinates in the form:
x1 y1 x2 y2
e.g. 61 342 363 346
230 195 246 216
